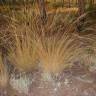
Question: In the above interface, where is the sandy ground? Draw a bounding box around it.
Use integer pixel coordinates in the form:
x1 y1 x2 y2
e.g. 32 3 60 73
1 63 95 96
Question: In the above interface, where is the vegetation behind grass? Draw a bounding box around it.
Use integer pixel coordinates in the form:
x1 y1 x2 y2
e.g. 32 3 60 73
86 4 96 20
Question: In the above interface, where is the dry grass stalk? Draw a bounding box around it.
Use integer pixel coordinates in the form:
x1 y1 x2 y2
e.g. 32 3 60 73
33 18 85 74
0 53 9 88
8 23 38 72
6 8 96 74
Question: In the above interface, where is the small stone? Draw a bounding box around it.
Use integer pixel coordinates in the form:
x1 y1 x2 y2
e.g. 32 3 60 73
64 79 69 85
54 87 58 92
57 82 61 88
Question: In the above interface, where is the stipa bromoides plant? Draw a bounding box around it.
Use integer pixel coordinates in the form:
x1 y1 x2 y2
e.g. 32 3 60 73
25 12 92 78
34 23 85 75
6 6 96 75
8 22 38 72
5 17 38 94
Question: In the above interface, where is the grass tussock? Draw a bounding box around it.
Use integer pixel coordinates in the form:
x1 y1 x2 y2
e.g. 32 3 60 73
36 31 85 74
8 23 38 72
1 8 96 75
30 15 86 74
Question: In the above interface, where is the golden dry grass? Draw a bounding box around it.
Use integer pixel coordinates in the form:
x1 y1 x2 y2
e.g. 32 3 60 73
5 11 95 74
0 3 96 96
0 5 95 75
0 53 9 88
35 30 85 74
3 8 38 72
28 14 86 74
0 52 23 95
8 24 38 72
